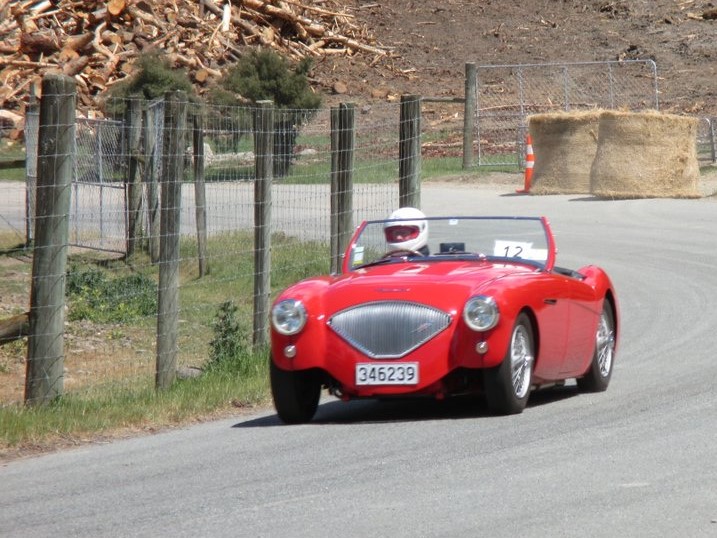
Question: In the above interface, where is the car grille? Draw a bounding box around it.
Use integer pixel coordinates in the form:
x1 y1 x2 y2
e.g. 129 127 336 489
328 301 452 359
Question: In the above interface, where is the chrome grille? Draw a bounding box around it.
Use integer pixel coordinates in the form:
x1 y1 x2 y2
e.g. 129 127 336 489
328 301 451 359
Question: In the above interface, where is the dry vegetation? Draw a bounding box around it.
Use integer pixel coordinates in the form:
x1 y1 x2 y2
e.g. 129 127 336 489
3 0 717 138
0 0 395 135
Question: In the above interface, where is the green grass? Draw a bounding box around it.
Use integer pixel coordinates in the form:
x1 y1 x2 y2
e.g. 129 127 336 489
0 360 269 450
0 229 329 456
0 142 26 181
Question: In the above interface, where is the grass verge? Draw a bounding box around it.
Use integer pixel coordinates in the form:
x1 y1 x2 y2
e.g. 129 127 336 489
0 354 270 460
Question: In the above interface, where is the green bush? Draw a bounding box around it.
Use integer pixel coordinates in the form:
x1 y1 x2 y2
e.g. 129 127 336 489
105 50 195 116
66 266 157 323
207 300 252 374
218 49 320 110
213 49 322 177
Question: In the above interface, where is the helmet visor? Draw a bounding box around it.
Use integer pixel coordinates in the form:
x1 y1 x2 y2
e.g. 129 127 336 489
385 224 420 244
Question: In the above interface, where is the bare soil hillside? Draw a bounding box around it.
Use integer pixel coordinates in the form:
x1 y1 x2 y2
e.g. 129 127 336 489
1 0 717 120
313 0 717 114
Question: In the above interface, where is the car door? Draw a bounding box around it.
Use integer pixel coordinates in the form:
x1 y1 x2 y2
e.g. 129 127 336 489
530 274 573 380
560 281 602 376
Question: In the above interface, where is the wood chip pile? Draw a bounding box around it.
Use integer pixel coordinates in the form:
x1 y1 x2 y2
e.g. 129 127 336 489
0 0 388 133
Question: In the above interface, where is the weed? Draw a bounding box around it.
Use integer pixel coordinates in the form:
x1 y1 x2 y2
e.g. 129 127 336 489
206 300 252 374
66 266 157 323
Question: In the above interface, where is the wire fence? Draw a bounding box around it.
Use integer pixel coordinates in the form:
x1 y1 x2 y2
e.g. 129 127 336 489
1 61 716 404
473 60 661 166
1 82 417 404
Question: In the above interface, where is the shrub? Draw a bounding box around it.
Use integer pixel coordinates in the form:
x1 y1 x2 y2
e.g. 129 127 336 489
105 50 195 116
207 300 252 374
66 266 157 323
213 49 322 177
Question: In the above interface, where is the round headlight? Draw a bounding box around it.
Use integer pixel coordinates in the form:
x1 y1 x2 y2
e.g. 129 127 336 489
271 299 307 336
463 296 499 331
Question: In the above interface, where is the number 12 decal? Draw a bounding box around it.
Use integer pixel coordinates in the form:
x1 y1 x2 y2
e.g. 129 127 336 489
494 240 532 258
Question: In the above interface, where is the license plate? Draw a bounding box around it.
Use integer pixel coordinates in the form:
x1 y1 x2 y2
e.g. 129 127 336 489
355 363 419 386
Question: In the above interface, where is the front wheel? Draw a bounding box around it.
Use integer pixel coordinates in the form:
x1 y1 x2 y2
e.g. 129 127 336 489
484 313 534 415
270 358 321 424
577 300 616 392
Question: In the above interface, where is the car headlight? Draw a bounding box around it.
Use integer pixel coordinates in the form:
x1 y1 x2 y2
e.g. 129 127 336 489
463 296 499 331
271 299 307 336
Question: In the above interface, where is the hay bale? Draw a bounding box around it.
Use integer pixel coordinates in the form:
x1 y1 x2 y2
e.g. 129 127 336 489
590 111 700 199
528 111 601 195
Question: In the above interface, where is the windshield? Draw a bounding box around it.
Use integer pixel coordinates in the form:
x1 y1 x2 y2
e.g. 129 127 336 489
344 216 555 272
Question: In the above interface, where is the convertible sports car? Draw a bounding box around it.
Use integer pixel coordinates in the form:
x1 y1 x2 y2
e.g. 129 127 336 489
269 209 618 424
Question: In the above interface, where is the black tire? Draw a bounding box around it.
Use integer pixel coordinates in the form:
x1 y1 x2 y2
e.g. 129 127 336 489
484 313 534 415
577 300 616 392
270 358 321 424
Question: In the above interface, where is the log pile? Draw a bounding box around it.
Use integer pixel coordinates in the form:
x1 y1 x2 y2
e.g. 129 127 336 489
0 0 390 133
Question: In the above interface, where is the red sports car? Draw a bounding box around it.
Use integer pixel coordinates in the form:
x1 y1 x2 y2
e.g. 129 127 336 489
269 210 618 424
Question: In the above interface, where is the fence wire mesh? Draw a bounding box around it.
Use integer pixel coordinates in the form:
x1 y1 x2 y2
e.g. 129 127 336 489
0 95 406 404
2 73 715 404
474 60 659 166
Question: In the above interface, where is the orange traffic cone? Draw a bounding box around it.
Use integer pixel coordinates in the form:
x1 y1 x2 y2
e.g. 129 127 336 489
516 134 534 193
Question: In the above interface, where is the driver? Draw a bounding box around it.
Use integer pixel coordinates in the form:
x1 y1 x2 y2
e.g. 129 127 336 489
383 207 429 255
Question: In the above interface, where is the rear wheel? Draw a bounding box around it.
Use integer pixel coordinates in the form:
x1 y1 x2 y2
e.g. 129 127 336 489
577 301 615 392
270 358 321 424
485 313 534 415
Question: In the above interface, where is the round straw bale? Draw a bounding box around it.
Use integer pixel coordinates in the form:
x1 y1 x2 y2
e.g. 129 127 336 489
528 111 601 195
590 110 700 199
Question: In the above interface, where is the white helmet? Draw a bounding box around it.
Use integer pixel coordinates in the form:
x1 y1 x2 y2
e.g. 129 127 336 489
384 207 429 252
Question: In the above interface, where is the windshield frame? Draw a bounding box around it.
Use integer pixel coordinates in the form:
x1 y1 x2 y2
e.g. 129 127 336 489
341 216 556 274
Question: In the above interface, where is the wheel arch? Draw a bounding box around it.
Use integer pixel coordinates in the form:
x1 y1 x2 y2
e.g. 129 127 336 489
603 289 619 350
519 306 540 370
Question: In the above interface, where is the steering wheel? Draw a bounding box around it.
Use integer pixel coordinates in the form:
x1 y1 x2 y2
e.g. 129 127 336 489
381 249 424 259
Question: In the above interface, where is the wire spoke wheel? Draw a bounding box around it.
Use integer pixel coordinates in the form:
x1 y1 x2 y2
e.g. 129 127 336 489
485 313 534 415
577 300 616 392
510 324 534 400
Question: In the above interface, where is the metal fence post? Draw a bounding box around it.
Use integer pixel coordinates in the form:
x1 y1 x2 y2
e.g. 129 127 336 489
24 91 39 246
193 110 209 277
125 98 143 257
144 100 162 263
25 74 76 404
463 63 476 170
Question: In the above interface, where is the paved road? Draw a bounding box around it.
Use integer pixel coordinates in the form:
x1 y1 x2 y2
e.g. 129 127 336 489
2 184 717 537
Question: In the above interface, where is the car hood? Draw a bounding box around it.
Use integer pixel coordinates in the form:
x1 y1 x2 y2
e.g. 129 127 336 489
284 260 538 314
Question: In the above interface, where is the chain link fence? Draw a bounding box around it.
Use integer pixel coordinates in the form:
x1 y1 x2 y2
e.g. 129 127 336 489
473 60 660 167
72 117 127 253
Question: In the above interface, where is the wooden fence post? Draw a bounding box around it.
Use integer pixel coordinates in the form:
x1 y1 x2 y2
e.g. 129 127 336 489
330 106 340 274
25 74 76 404
253 101 273 347
463 62 476 170
337 103 356 268
331 103 355 272
125 97 143 257
156 91 187 390
399 94 421 208
193 111 208 277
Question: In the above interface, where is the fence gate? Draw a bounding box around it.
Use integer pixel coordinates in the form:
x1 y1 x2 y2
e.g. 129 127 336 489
473 60 659 167
71 117 126 254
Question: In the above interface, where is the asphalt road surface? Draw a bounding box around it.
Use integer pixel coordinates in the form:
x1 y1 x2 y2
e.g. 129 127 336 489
2 183 717 537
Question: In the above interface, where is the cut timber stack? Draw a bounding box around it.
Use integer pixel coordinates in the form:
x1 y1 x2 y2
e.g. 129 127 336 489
0 0 390 135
